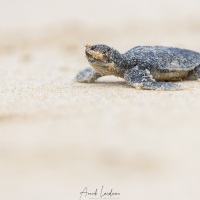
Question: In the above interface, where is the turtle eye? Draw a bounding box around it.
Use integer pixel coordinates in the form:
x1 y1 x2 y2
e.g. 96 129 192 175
107 47 111 52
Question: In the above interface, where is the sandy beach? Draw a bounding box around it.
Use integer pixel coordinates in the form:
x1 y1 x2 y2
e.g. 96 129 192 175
1 0 200 199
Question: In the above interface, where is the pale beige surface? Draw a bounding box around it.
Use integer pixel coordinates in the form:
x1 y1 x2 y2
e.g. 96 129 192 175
0 0 200 199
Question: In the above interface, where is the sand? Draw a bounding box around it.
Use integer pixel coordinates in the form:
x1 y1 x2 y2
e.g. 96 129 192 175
1 0 200 199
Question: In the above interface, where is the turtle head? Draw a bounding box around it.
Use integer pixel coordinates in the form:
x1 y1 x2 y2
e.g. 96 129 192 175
85 44 124 76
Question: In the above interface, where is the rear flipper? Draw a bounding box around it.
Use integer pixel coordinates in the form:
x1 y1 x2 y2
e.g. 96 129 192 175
124 67 184 91
74 67 102 83
194 65 200 81
187 65 200 80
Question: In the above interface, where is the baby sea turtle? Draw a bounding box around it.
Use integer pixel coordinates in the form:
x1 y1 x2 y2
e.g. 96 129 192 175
75 44 200 90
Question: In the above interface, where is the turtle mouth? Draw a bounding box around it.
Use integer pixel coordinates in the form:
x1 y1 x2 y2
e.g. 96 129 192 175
85 45 107 64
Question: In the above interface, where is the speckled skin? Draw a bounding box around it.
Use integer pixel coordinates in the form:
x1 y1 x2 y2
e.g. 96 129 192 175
75 45 200 90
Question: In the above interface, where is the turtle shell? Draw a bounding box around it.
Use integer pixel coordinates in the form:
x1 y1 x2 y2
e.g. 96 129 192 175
125 46 200 70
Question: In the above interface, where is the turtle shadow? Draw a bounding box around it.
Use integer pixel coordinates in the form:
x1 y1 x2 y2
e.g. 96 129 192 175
72 80 129 89
95 80 126 87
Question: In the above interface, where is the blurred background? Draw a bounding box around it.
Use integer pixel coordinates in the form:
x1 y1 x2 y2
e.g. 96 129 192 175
0 0 200 199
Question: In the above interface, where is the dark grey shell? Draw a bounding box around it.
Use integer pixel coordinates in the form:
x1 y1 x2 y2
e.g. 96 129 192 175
124 46 200 71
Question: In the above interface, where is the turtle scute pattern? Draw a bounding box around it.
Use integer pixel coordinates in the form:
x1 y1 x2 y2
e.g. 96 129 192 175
124 46 200 70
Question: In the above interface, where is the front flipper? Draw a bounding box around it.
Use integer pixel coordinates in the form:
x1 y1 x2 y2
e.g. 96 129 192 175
74 67 102 83
124 67 183 91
